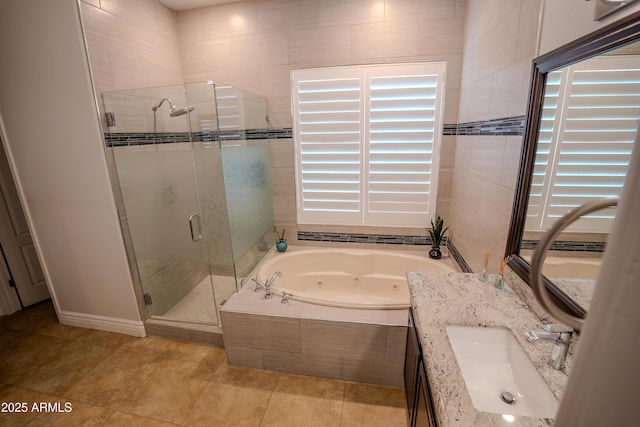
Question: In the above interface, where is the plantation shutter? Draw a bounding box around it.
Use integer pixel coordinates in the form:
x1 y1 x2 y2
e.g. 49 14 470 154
527 70 565 226
365 64 444 226
292 68 364 225
526 55 640 233
291 63 445 227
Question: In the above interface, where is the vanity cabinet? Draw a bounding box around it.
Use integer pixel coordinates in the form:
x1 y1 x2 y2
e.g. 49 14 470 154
405 308 438 427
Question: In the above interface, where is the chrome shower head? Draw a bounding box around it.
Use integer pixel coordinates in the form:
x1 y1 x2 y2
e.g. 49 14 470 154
152 98 195 117
152 98 175 112
169 105 195 117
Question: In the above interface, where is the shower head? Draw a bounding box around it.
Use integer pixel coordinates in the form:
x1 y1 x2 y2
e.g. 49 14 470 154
169 105 195 117
152 98 195 117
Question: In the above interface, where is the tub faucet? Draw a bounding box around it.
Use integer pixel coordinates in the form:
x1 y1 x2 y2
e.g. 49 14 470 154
251 277 262 292
264 271 282 300
281 291 291 304
525 323 573 371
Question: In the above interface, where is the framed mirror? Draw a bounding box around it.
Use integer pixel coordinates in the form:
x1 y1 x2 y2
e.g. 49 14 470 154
506 11 640 319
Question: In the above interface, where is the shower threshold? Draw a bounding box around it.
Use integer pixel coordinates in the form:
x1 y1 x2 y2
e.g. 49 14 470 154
144 317 224 346
143 274 237 346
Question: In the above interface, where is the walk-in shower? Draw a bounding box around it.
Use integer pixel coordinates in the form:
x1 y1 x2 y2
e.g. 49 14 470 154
101 81 274 336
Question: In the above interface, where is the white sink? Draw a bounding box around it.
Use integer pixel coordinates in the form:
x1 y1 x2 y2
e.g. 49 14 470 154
446 325 559 419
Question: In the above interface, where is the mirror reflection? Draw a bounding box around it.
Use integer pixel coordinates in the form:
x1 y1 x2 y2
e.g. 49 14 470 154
520 42 640 311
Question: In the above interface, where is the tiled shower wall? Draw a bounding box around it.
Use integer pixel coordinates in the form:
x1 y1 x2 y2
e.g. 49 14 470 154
80 0 184 97
450 0 541 272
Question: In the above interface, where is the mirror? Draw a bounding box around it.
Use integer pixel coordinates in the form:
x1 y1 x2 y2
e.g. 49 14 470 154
506 11 640 318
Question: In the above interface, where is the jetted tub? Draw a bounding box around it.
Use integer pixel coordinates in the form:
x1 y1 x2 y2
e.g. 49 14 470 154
255 247 456 309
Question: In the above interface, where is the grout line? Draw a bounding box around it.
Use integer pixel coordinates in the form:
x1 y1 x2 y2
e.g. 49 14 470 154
258 377 278 426
338 381 347 427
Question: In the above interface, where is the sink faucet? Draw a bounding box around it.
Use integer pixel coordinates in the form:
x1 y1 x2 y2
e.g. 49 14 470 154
263 271 282 300
525 324 573 371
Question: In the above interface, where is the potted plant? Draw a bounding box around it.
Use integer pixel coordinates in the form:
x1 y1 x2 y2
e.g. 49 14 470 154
428 216 448 259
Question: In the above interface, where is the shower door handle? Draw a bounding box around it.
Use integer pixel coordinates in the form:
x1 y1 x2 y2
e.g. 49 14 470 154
189 214 202 242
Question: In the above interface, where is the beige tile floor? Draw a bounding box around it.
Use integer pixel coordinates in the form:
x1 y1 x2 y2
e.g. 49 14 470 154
0 301 408 426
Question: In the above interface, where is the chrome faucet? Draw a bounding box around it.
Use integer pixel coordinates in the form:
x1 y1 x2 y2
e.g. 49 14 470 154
281 291 291 304
263 271 282 300
251 277 262 292
525 323 573 371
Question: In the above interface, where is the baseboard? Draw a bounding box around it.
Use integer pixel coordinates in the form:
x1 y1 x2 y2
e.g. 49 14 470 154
58 310 146 337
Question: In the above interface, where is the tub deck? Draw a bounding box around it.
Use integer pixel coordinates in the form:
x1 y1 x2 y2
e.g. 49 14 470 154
220 280 408 386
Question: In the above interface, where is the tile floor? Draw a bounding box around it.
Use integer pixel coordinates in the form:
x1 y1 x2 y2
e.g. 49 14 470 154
0 301 408 426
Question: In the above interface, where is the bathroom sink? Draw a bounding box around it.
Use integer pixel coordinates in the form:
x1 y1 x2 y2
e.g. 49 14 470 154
446 325 559 419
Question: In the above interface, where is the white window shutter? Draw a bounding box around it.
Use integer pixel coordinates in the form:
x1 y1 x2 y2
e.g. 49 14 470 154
365 63 445 226
291 63 445 227
527 55 640 233
292 68 364 225
526 70 566 229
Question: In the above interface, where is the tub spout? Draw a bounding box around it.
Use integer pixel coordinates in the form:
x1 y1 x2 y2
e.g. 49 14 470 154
265 271 282 287
264 271 282 300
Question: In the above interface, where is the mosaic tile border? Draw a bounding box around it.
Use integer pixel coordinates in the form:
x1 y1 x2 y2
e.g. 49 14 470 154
104 115 524 147
520 240 606 253
443 115 526 136
297 231 433 245
104 128 292 147
447 239 472 273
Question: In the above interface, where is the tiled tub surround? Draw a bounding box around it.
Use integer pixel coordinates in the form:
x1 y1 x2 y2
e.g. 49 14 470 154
220 281 409 387
408 272 572 426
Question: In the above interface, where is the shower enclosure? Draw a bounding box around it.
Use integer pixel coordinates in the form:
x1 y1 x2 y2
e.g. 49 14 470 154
101 81 274 332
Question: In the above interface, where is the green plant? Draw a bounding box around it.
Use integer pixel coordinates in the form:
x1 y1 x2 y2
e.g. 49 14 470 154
428 216 449 249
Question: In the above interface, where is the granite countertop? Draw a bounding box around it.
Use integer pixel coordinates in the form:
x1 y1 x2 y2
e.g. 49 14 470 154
407 272 572 426
547 277 595 312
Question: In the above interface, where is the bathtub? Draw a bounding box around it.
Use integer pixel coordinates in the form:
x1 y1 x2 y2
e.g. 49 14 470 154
255 247 455 309
522 255 602 280
541 256 601 280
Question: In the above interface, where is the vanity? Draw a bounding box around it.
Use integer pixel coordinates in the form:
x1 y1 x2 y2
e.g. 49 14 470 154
404 272 571 426
402 9 640 426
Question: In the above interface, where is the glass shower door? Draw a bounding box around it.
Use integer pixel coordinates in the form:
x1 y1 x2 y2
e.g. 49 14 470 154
103 85 220 325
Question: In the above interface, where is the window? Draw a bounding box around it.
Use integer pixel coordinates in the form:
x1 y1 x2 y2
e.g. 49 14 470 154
291 63 446 227
526 55 640 233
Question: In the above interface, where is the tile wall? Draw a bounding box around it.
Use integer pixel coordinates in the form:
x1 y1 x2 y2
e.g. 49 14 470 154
80 0 184 97
220 286 408 386
176 0 466 128
175 0 467 245
82 0 467 250
82 0 543 271
449 0 542 273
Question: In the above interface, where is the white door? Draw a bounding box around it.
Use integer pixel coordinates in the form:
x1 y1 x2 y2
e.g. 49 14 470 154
0 140 49 307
